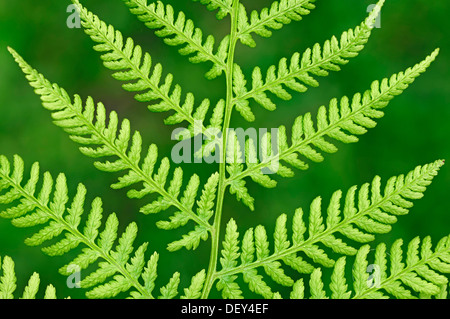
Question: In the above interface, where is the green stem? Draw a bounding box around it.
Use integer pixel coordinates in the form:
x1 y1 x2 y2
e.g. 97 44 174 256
201 0 240 299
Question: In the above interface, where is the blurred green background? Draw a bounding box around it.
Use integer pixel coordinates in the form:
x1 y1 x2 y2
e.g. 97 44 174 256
0 0 448 299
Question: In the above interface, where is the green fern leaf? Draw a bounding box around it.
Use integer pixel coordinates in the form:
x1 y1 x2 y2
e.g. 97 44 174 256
215 161 444 297
181 269 206 299
1 0 446 301
72 1 220 137
8 47 217 251
159 272 181 299
300 236 450 299
290 279 305 299
309 268 328 299
120 0 228 79
233 0 385 116
216 275 243 299
330 257 352 299
0 255 17 299
226 49 439 203
0 154 184 299
236 0 317 47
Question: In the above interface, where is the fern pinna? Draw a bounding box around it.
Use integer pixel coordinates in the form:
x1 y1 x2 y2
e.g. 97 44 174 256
0 0 448 300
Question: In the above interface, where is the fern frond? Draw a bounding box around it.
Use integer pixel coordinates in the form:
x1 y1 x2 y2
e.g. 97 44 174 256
237 0 317 48
120 0 228 79
0 255 57 299
191 0 232 20
226 49 439 206
293 236 450 299
215 161 444 298
8 47 215 251
0 154 189 299
233 0 385 119
72 1 221 137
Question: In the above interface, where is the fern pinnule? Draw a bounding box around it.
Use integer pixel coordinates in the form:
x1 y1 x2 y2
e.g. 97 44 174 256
0 154 200 299
215 160 444 298
180 269 207 299
226 49 439 207
7 47 218 252
234 0 385 116
0 255 57 299
119 0 229 79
